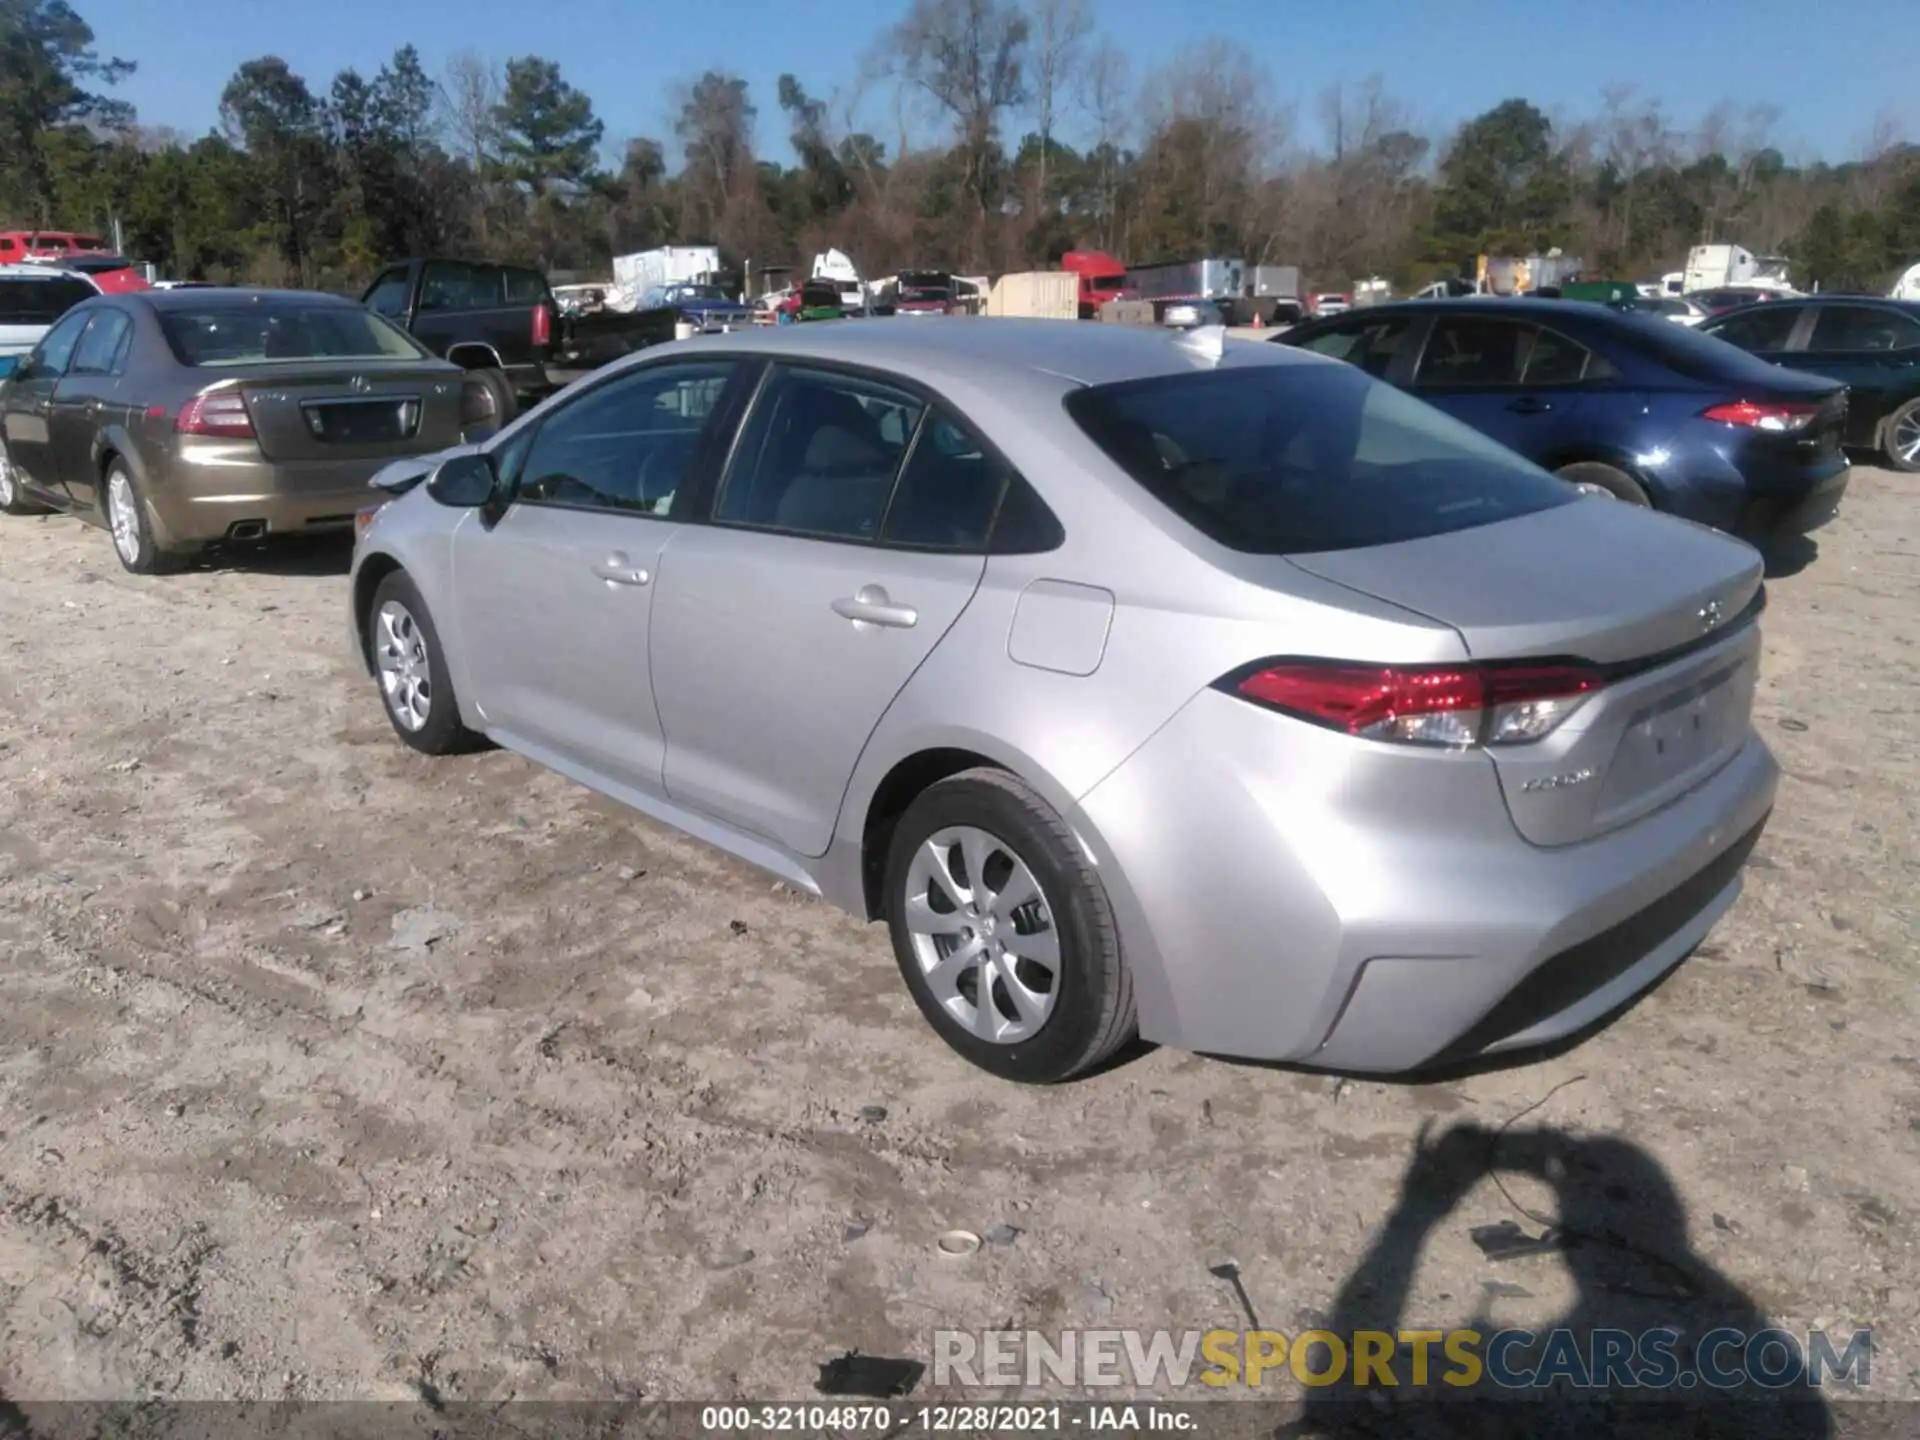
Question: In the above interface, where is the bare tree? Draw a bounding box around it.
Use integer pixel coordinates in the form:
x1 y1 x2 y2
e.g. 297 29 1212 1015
439 50 502 242
890 0 1030 263
1027 0 1091 210
1078 40 1130 249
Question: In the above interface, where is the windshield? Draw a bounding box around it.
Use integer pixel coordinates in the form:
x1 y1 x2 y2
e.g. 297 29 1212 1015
159 305 427 366
1064 360 1574 555
671 285 730 303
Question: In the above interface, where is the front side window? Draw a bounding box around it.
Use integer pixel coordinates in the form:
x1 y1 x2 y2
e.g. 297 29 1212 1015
514 361 736 516
1066 359 1574 556
716 366 925 541
364 268 411 317
26 307 94 376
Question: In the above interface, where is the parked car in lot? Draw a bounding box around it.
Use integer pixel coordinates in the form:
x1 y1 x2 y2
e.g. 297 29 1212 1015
1275 298 1850 539
45 252 152 294
1692 286 1795 313
362 257 658 419
348 321 1778 1084
635 282 756 337
1699 296 1920 471
0 263 101 357
0 288 488 572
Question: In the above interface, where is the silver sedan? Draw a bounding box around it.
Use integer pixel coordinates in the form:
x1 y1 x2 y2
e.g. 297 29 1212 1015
348 320 1778 1084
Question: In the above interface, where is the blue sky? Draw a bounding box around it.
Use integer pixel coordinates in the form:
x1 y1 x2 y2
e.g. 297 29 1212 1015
86 0 1909 166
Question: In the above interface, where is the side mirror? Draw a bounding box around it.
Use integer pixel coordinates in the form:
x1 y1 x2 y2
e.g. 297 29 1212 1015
425 451 499 509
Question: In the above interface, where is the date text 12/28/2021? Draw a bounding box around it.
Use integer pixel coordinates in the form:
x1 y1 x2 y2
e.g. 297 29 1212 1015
699 1404 1197 1432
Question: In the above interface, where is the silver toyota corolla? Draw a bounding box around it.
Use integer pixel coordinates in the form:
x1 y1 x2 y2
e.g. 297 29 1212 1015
348 320 1778 1084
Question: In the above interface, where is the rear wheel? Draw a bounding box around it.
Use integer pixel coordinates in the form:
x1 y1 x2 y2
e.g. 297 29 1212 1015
884 768 1136 1084
1556 460 1651 506
466 367 518 430
105 462 170 574
1881 398 1920 473
368 570 482 755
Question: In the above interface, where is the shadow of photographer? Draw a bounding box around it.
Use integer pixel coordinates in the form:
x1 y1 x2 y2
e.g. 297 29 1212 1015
1282 1119 1839 1439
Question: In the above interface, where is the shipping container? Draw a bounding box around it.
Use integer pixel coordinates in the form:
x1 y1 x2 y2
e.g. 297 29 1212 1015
985 271 1079 319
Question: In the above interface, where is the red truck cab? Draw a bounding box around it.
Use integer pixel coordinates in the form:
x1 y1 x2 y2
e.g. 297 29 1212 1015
1061 250 1129 320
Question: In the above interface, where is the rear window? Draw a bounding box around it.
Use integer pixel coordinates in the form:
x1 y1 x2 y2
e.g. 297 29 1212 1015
158 305 427 366
1063 360 1574 556
0 277 97 324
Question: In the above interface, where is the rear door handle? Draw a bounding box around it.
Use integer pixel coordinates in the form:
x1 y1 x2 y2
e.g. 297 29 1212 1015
591 552 650 587
1507 396 1551 414
832 584 918 629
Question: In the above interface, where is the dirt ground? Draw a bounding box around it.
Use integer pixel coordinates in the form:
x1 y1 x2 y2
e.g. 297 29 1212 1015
0 467 1916 1418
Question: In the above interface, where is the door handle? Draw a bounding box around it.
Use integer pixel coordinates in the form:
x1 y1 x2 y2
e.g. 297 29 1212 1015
831 584 918 629
591 552 650 587
1507 396 1551 414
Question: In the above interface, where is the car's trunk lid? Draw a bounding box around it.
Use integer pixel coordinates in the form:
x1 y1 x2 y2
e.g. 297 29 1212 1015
234 364 467 462
1286 500 1766 846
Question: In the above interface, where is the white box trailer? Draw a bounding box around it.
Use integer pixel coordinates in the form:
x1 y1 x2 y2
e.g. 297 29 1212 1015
985 271 1078 319
1684 245 1794 294
609 246 722 310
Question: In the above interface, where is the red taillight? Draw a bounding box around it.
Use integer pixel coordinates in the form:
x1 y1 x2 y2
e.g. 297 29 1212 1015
1701 400 1819 433
531 303 552 348
174 390 254 439
1229 661 1604 747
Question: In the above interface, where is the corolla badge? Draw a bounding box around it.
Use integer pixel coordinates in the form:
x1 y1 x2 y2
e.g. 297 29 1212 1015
1698 599 1724 631
1522 767 1596 794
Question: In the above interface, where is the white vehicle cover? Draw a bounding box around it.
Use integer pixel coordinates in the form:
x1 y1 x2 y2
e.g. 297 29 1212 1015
1891 263 1920 302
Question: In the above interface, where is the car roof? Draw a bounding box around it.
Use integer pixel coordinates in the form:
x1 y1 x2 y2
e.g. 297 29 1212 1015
127 286 368 312
0 263 98 282
670 316 1321 388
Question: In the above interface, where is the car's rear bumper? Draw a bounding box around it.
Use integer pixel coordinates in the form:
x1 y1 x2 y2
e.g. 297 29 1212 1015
1736 464 1850 538
150 441 440 546
1070 688 1779 1072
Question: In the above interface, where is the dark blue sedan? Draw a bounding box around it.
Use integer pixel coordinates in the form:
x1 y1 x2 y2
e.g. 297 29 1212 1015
1274 298 1850 539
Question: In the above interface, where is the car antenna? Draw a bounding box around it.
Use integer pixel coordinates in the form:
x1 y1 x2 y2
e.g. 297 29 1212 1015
1173 322 1228 365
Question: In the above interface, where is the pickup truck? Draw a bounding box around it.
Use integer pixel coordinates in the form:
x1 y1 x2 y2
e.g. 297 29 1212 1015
0 265 102 357
361 258 659 420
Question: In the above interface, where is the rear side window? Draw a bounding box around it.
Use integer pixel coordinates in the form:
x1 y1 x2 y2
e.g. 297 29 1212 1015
364 267 411 317
1064 360 1574 556
880 412 1007 550
1808 305 1920 352
717 366 925 540
69 310 133 375
419 261 502 312
503 268 548 305
1414 317 1530 386
1707 305 1800 352
0 276 97 324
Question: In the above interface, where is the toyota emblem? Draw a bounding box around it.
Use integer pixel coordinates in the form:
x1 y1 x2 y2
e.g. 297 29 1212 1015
1698 599 1723 631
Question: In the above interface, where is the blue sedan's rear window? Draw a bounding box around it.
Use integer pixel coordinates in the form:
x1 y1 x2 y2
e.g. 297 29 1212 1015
1064 360 1574 555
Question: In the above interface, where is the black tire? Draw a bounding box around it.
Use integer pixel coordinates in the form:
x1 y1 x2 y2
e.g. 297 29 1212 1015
366 570 483 755
1556 460 1652 506
0 444 45 515
468 367 518 430
883 767 1136 1084
103 460 171 574
1880 398 1920 473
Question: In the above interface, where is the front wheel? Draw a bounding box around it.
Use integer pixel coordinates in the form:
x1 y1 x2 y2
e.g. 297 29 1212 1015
1881 399 1920 473
884 768 1136 1084
0 445 41 515
368 570 483 755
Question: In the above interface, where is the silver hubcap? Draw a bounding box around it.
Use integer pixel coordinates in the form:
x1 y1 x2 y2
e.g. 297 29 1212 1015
903 826 1060 1044
375 600 433 731
1895 408 1920 464
108 473 141 562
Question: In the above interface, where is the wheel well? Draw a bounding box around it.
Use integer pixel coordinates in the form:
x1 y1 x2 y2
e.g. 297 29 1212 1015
859 748 1001 920
352 554 404 665
445 343 503 372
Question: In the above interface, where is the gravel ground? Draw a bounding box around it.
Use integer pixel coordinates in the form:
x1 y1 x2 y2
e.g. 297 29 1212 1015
0 468 1915 1422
